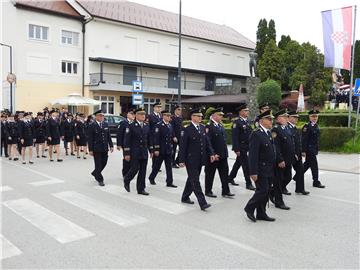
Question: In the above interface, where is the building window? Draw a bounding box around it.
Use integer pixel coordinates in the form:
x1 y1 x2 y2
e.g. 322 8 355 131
143 98 160 114
215 78 232 86
94 96 115 114
29 24 49 41
61 30 79 46
61 61 78 74
168 71 178 89
123 66 137 85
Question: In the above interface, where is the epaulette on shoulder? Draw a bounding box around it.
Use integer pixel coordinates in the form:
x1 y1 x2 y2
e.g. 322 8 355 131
232 117 239 122
184 124 189 128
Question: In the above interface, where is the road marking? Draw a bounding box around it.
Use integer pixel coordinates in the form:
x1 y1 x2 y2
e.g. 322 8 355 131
3 198 94 244
311 194 359 205
0 234 22 260
95 184 192 215
199 230 271 259
0 186 13 192
53 191 147 227
29 179 64 186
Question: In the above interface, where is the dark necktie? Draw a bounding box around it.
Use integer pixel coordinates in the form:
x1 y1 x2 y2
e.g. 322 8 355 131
196 125 200 133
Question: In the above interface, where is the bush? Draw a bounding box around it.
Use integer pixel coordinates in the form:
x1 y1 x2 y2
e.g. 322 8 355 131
298 113 355 127
204 107 215 120
318 127 355 151
256 79 282 110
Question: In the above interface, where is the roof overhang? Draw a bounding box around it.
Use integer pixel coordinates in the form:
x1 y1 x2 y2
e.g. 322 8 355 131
182 94 248 104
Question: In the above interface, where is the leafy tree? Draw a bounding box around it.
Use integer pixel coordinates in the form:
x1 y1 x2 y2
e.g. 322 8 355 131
309 79 328 106
278 35 291 50
255 19 268 60
281 40 304 91
256 79 282 110
353 40 360 84
267 19 276 43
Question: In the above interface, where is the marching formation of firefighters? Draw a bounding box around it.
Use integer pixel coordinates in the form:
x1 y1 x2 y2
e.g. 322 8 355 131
0 102 325 222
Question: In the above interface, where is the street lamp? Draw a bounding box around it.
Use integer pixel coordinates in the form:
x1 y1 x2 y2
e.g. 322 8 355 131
0 42 14 113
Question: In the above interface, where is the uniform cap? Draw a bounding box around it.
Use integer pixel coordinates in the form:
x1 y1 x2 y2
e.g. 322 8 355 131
258 109 274 119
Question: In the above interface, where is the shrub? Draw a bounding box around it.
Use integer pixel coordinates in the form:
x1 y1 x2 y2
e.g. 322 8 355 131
298 113 355 127
256 79 282 110
204 107 215 120
318 127 355 151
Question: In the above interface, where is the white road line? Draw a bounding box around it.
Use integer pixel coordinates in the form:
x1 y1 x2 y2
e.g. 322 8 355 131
0 234 22 260
199 230 271 259
29 179 64 186
95 184 192 215
3 198 94 244
0 186 13 192
53 191 147 227
311 194 359 205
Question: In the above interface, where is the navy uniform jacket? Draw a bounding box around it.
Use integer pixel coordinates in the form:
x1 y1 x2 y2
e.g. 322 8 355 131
1 121 7 139
153 121 176 156
18 121 35 140
148 113 162 131
249 127 276 177
116 119 130 148
302 122 320 155
287 123 301 157
123 121 152 159
46 118 62 139
74 121 86 139
6 121 20 139
61 120 75 139
232 117 252 152
34 119 47 139
170 115 183 140
87 121 113 152
271 125 295 165
179 123 214 166
206 120 228 159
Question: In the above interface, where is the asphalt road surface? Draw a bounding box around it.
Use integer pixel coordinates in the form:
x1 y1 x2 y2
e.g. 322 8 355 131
1 150 359 269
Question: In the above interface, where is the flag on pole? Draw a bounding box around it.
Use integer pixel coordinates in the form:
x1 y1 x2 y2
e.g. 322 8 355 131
297 84 305 112
321 6 353 70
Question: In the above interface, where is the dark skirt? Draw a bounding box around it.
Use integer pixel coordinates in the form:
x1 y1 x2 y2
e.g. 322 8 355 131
7 137 18 145
75 137 87 146
48 137 60 145
35 137 46 144
22 138 34 147
64 136 74 143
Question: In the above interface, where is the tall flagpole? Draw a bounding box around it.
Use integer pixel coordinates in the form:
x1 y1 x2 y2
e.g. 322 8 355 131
348 5 357 127
177 0 182 106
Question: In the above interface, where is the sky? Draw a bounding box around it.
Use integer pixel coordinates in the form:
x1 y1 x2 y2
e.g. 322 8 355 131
130 0 359 52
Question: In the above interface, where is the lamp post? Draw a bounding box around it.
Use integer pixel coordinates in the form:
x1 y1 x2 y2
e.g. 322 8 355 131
177 0 182 106
0 43 14 113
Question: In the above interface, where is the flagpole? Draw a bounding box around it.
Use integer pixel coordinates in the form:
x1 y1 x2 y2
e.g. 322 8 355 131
348 5 357 128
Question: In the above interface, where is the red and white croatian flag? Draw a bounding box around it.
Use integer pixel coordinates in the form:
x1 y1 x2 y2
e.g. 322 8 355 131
321 6 353 70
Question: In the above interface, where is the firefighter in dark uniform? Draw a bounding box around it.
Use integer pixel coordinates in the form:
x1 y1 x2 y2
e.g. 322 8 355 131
170 105 183 168
15 111 24 156
88 110 114 186
5 114 20 161
148 102 162 170
228 103 255 190
287 111 310 195
61 113 75 156
244 110 276 222
302 110 325 188
123 107 152 195
116 108 135 177
179 108 215 211
253 102 271 128
34 112 47 158
74 113 88 159
148 110 178 187
204 108 234 198
46 110 63 162
19 112 36 164
1 113 8 157
269 109 291 210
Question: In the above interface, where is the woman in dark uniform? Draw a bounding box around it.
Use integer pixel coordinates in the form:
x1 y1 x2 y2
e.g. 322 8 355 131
75 113 87 159
85 115 93 155
5 114 19 161
19 112 36 164
34 112 47 158
46 110 63 162
61 113 75 156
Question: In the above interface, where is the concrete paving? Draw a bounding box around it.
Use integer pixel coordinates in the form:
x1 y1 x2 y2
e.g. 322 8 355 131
1 149 359 269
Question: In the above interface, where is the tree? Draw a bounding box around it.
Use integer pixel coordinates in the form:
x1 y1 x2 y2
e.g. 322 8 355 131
255 19 268 60
267 19 276 43
309 79 328 106
353 40 360 84
281 40 304 91
256 79 282 110
257 40 285 83
278 35 291 50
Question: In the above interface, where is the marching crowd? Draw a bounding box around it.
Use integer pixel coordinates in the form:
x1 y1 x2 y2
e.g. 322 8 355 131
1 102 325 222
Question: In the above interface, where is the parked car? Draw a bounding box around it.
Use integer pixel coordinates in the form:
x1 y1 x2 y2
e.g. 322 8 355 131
104 114 125 137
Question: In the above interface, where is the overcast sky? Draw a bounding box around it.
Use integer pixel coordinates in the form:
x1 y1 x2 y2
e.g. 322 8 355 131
130 0 359 52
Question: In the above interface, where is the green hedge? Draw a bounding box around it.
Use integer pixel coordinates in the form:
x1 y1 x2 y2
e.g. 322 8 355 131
298 113 355 127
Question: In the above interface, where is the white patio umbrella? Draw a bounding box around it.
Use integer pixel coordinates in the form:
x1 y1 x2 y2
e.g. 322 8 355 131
50 93 101 106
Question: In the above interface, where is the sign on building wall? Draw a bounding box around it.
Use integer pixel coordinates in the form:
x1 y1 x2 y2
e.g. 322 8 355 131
132 93 144 105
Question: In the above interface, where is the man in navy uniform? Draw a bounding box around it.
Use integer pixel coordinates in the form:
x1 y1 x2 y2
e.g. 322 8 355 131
123 107 152 195
179 108 215 211
228 103 255 190
269 109 291 210
116 108 135 177
302 110 325 188
170 105 183 168
287 111 310 195
244 110 276 222
88 110 114 186
204 107 234 198
148 102 162 170
148 109 178 187
253 102 271 128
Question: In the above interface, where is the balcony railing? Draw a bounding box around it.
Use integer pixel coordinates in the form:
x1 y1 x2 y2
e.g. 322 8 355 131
89 73 213 91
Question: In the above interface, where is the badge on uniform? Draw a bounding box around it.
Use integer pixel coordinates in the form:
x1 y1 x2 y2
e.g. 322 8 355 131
233 123 237 128
155 127 159 133
181 130 184 136
125 128 130 133
303 127 307 132
135 123 138 126
205 128 209 133
271 132 277 138
243 125 246 129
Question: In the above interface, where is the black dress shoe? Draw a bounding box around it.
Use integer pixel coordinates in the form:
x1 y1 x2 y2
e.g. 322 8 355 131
124 184 130 192
275 204 291 210
296 190 310 195
245 211 256 222
181 198 194 204
149 180 156 185
200 203 212 211
71 153 75 156
313 181 325 188
98 181 105 186
257 215 276 222
57 159 63 162
205 192 217 198
222 193 235 198
138 190 149 196
37 155 40 158
166 184 177 188
282 189 292 195
246 184 256 191
42 155 47 158
229 180 239 186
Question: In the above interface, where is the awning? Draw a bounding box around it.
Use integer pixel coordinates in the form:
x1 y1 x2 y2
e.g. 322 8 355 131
182 94 248 104
50 93 101 106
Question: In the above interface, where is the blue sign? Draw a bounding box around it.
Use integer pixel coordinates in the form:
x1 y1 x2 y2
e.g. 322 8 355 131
132 93 144 105
132 80 143 92
354 79 360 97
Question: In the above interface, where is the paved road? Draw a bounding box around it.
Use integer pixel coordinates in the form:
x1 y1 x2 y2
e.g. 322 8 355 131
1 150 359 269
